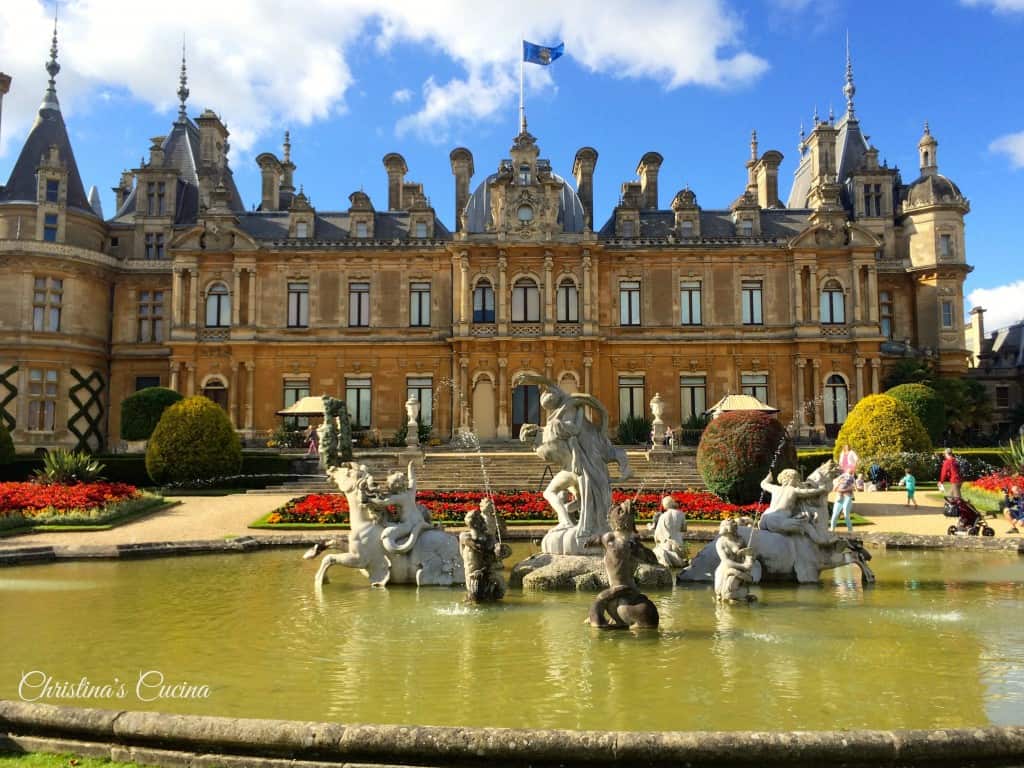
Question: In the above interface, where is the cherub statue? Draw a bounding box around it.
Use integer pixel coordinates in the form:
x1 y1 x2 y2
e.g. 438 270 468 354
714 517 757 603
586 500 659 629
758 466 835 545
478 496 511 562
652 495 688 568
372 461 435 554
459 507 506 603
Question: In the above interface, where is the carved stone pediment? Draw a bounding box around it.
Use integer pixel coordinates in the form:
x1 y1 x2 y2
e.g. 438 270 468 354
170 223 259 252
790 221 881 250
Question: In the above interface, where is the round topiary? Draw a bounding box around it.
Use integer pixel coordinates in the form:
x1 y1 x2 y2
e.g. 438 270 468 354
697 411 797 504
833 394 932 477
0 421 14 465
121 387 184 441
885 383 946 444
146 395 242 485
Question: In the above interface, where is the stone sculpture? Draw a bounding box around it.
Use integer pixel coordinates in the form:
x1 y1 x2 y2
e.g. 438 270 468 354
714 518 757 603
651 495 688 568
586 501 659 629
478 496 511 562
460 507 506 603
314 462 464 588
515 373 631 555
678 460 875 585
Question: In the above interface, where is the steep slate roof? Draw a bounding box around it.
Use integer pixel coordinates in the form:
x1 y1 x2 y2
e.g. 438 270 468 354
597 208 810 242
234 210 452 243
984 324 1024 368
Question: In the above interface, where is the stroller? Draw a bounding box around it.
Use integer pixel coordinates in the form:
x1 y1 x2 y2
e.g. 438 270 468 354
943 496 995 537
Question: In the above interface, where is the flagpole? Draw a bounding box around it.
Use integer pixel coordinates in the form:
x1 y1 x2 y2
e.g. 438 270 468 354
519 40 525 133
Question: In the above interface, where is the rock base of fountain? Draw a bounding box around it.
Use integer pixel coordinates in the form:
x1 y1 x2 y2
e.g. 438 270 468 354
509 553 672 592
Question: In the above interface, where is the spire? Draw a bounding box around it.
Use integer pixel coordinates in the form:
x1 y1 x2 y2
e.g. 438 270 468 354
41 9 60 111
176 39 189 122
844 32 856 117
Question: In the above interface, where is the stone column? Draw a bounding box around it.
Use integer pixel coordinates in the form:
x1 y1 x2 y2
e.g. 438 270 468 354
229 362 239 426
497 252 508 335
458 252 470 331
172 269 183 326
582 251 593 335
169 361 180 392
854 356 865 401
245 362 255 429
185 363 196 396
583 355 593 394
793 264 803 324
851 264 862 323
794 357 806 435
190 269 200 328
870 358 880 394
808 265 818 324
590 255 600 331
866 266 879 323
811 359 822 431
497 357 509 439
459 355 470 430
247 268 256 326
543 251 554 334
232 268 242 327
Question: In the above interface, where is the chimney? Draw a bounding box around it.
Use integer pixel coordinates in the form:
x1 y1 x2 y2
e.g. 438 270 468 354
755 150 784 208
0 73 10 151
148 136 166 166
383 153 408 211
449 147 474 231
113 170 133 211
279 131 296 206
572 147 598 228
255 153 283 211
636 152 663 210
968 306 986 367
196 109 229 171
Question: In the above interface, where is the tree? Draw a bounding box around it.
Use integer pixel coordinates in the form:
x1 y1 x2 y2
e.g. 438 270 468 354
885 383 946 444
146 395 242 485
930 377 992 442
697 411 797 504
882 358 934 390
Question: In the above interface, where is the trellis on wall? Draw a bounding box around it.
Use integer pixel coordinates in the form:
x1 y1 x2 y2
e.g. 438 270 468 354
0 366 17 431
68 369 105 452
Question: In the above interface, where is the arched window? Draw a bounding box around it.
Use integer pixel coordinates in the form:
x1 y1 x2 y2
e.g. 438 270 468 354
819 279 845 324
473 280 495 323
202 379 228 411
511 278 540 323
205 283 231 327
556 278 578 323
824 374 849 437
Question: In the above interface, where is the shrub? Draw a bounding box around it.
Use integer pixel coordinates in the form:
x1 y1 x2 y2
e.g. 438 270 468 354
32 449 105 485
616 416 653 446
120 387 183 441
394 415 432 446
1001 435 1024 475
885 383 946 444
833 394 932 477
697 411 797 504
0 421 13 465
146 396 242 485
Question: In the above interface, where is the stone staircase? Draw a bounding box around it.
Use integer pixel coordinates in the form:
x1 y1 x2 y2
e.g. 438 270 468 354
249 449 703 495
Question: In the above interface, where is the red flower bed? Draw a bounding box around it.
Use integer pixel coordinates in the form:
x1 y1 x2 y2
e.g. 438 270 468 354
0 481 139 518
970 473 1024 493
266 489 766 526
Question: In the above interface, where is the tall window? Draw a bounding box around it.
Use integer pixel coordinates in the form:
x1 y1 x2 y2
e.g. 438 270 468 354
680 220 694 238
518 164 531 185
939 234 953 260
819 279 846 324
288 281 309 328
618 376 645 421
137 290 165 342
346 377 372 428
410 281 431 327
349 282 370 327
355 221 368 238
824 374 849 430
863 183 882 217
941 300 954 328
741 373 768 403
473 280 495 323
205 283 231 327
741 280 763 325
295 222 309 238
157 182 166 215
511 278 540 323
407 376 433 427
43 213 58 242
45 179 59 203
27 369 58 431
146 182 156 215
283 378 310 428
996 386 1010 410
619 280 641 326
32 277 62 332
680 376 706 422
879 291 894 339
415 221 428 238
740 219 753 236
556 278 579 323
620 220 635 238
144 233 164 260
202 379 228 410
680 281 702 325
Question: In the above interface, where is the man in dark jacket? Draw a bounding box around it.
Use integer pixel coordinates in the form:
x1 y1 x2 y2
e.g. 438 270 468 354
939 448 962 499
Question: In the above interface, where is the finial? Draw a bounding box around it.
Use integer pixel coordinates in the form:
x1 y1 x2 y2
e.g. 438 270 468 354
798 122 806 154
923 120 931 136
813 105 819 125
283 130 291 163
844 31 856 116
45 8 60 95
828 104 834 124
177 38 189 121
750 129 758 161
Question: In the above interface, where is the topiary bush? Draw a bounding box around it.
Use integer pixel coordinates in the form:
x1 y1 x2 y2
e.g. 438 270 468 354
697 411 797 504
885 383 946 444
0 421 14 465
146 395 242 485
833 394 932 477
121 387 184 441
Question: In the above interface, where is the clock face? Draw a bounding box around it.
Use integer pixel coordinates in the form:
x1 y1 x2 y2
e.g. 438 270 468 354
517 204 534 223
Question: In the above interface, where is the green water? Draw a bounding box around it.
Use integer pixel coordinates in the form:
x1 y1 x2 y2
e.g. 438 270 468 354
1 544 1023 732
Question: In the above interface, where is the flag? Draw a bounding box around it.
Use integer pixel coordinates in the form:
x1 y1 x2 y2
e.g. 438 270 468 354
523 40 564 66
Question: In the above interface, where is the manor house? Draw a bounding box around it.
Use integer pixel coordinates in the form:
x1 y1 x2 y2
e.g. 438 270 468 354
0 34 972 451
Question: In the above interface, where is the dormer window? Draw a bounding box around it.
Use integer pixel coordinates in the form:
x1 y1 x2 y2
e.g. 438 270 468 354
621 220 634 238
680 220 694 238
740 219 753 237
45 179 59 203
519 164 531 185
296 222 308 238
356 222 368 238
415 221 428 238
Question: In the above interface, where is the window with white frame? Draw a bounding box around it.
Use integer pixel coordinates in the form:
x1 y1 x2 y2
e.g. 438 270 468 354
511 278 540 322
819 279 846 324
32 277 62 332
741 373 768 403
518 164 531 185
407 376 433 427
287 281 309 328
680 376 706 422
680 281 702 325
824 374 849 426
138 290 165 342
556 278 579 323
205 283 231 327
619 280 641 326
473 280 495 323
283 377 310 427
618 376 645 421
346 377 372 428
941 300 954 328
409 281 431 327
27 368 58 431
880 290 894 339
349 281 370 327
741 280 763 325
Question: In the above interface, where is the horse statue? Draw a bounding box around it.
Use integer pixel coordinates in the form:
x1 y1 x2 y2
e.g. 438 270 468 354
314 462 464 588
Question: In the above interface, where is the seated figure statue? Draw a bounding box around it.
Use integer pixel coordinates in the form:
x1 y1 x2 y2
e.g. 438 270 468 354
586 500 659 629
652 495 688 568
372 462 435 554
714 517 757 603
459 506 506 603
758 466 835 546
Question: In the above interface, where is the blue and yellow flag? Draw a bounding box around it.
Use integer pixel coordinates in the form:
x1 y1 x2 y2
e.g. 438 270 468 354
523 40 564 66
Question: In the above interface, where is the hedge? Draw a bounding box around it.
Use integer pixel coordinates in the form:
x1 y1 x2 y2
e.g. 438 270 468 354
0 422 13 465
146 396 243 485
120 387 183 441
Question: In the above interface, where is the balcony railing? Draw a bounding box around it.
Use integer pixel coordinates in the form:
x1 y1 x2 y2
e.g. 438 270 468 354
509 323 543 337
198 327 230 342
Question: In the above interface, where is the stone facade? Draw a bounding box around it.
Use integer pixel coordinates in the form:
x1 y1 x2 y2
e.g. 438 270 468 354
0 42 972 452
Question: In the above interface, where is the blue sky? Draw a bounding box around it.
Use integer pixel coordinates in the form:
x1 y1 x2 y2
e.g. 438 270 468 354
1 0 1022 327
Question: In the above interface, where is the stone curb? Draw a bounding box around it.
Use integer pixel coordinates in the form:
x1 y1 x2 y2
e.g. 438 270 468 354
3 701 1024 767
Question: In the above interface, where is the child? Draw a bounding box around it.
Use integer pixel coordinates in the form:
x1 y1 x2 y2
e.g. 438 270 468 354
897 468 917 508
855 473 866 492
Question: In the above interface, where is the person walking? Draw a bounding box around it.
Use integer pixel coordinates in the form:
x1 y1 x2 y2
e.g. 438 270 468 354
304 423 319 459
898 468 918 508
838 443 859 476
938 448 962 499
830 471 856 533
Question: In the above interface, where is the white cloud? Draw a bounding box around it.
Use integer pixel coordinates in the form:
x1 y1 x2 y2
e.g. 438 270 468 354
0 0 767 155
967 282 1024 331
990 131 1024 169
962 0 1024 11
391 88 413 104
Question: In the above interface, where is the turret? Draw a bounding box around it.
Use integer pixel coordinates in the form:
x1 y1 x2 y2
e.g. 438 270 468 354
918 121 938 177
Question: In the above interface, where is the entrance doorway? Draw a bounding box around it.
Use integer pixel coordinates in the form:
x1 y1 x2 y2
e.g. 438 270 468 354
512 384 540 436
